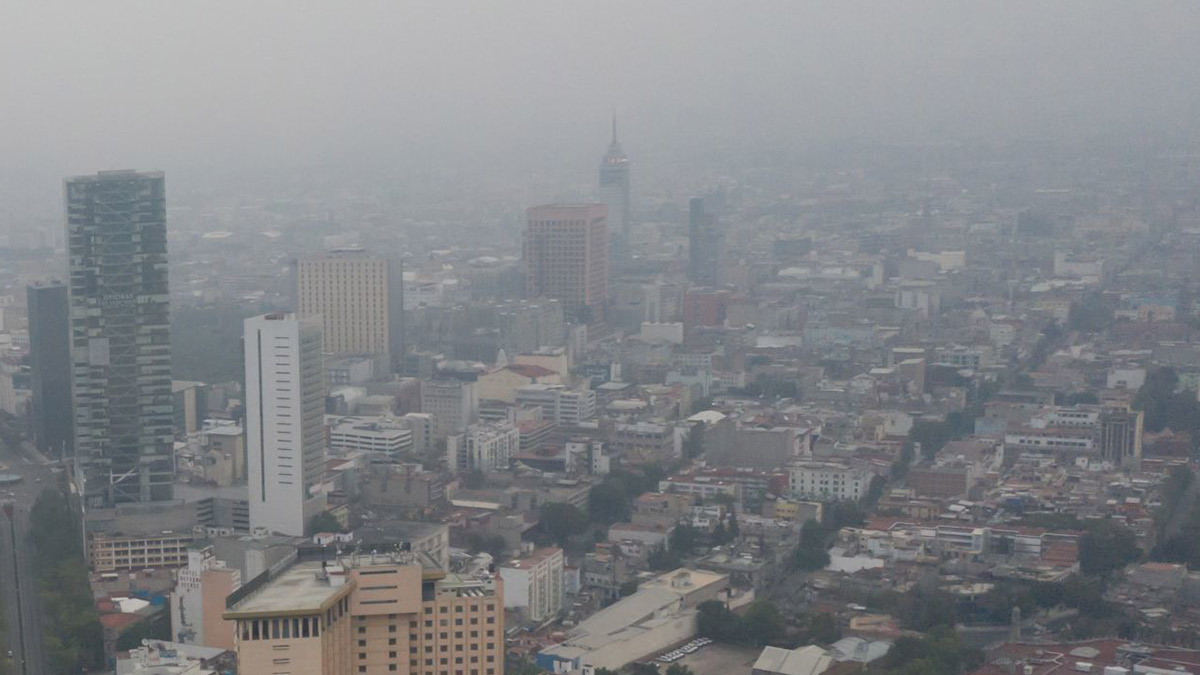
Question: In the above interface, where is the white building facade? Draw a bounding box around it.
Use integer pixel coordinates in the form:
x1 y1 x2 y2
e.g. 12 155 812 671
244 313 327 536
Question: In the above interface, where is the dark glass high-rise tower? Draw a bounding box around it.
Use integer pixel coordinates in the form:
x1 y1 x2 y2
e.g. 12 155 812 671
66 170 174 506
688 197 722 287
598 115 631 267
27 281 73 458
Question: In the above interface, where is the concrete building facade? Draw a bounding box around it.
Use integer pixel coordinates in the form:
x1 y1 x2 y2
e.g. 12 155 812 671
224 551 505 675
499 547 564 623
245 313 328 536
296 249 405 372
524 204 609 324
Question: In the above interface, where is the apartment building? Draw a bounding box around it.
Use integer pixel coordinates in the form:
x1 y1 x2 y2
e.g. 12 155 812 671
224 550 504 675
498 547 565 623
447 421 520 473
788 461 870 501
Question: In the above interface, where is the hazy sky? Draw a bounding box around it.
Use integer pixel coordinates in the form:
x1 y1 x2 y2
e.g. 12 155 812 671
3 1 1200 186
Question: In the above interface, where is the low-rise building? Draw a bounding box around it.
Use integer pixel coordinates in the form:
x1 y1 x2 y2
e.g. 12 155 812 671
537 568 729 673
171 544 242 650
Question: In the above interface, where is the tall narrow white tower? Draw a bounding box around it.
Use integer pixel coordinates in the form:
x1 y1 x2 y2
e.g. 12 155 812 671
244 312 327 536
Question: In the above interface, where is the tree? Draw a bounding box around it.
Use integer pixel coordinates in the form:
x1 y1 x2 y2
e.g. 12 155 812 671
878 627 982 675
588 481 630 524
666 664 694 675
897 585 957 631
630 663 659 675
466 532 509 560
619 580 639 597
792 519 831 572
308 511 342 534
710 520 728 545
726 511 740 539
462 470 486 489
670 524 698 554
742 601 785 646
697 600 740 642
683 425 705 459
27 489 104 672
1079 521 1140 577
806 612 841 645
539 502 588 547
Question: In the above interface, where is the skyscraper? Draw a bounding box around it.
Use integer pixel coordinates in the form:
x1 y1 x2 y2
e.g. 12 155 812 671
687 197 722 288
295 249 405 372
599 115 631 267
524 203 609 324
244 313 327 536
27 281 73 458
66 170 174 506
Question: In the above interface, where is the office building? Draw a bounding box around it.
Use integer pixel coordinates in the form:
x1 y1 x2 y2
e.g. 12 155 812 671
296 249 405 372
421 378 479 439
447 421 520 473
223 550 505 675
514 384 596 425
524 204 609 324
599 116 631 266
244 313 327 536
328 415 415 460
499 546 564 623
687 197 722 288
27 281 72 457
1100 407 1144 467
172 544 242 650
66 170 175 506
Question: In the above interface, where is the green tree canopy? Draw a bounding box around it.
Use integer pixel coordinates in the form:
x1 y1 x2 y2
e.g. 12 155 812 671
540 502 588 547
308 510 342 534
1079 520 1140 577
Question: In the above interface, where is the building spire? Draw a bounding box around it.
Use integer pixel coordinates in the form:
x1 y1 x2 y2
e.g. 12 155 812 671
612 110 618 145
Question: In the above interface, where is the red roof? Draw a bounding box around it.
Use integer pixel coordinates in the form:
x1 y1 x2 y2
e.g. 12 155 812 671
100 613 143 631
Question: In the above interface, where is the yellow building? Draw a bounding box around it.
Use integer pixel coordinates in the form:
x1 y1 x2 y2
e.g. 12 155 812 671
225 551 505 675
477 364 562 404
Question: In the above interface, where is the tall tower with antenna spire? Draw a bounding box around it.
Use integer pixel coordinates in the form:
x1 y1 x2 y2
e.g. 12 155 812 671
599 112 631 269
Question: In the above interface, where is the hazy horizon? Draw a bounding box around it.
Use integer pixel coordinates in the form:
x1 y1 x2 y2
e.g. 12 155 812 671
4 1 1200 216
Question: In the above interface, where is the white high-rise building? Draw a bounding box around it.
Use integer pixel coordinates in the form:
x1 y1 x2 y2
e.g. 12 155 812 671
244 313 327 536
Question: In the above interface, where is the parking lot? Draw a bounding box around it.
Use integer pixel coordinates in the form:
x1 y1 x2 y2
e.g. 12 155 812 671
663 643 760 675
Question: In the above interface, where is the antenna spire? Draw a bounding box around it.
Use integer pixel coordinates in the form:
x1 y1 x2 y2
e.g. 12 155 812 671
611 110 618 144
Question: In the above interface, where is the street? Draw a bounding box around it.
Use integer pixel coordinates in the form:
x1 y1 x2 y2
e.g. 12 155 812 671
0 438 54 675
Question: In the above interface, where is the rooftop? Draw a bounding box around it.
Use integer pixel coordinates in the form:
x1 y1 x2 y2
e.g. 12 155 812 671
225 561 350 618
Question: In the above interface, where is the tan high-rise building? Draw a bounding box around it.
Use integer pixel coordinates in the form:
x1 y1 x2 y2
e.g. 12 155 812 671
225 551 505 675
296 249 405 372
524 204 608 324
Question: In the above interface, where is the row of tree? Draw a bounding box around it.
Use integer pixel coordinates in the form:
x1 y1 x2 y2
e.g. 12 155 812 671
28 489 105 673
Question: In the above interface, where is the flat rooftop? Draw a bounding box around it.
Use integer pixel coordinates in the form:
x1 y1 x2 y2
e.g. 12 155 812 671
225 561 349 618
